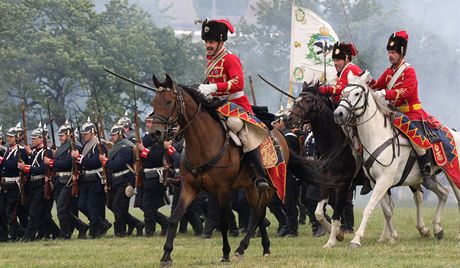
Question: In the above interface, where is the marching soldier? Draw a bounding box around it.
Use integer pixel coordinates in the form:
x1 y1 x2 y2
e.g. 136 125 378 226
0 127 7 241
0 124 28 241
45 120 89 239
117 112 144 236
197 18 270 191
99 124 138 237
369 30 439 187
136 111 169 236
20 123 59 241
71 118 110 238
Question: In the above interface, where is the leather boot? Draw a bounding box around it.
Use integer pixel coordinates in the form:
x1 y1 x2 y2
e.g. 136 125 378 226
360 178 372 195
245 149 270 192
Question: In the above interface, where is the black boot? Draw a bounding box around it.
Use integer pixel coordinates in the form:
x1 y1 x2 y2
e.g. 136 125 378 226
245 149 270 192
418 153 435 188
360 178 372 195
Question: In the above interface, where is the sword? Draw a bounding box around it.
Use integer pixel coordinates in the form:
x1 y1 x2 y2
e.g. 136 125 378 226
104 68 157 92
257 74 295 99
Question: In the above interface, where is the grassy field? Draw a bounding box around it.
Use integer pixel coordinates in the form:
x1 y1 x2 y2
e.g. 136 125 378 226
0 206 459 268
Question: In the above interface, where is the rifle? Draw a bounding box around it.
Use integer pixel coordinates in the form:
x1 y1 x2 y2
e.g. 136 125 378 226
92 93 110 195
73 108 82 143
249 75 257 105
19 101 28 205
132 86 142 188
43 123 52 200
46 100 56 150
69 117 79 196
93 94 112 150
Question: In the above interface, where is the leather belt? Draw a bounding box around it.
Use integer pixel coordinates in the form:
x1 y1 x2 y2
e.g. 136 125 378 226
3 177 20 183
83 168 102 175
143 167 164 173
215 91 244 101
57 172 72 177
113 169 131 178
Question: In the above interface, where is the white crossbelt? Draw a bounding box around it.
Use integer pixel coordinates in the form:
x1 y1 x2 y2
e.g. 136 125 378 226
83 168 103 175
144 167 164 177
113 169 131 178
57 171 72 177
3 177 20 183
31 175 45 181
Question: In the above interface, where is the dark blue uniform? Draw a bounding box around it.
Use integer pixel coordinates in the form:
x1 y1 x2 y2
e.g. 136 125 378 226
106 138 135 236
1 145 28 240
140 134 169 236
23 146 60 241
78 138 108 238
283 129 301 236
53 141 88 239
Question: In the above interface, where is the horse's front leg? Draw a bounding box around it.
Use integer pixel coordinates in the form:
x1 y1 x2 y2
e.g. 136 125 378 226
378 192 398 243
218 192 233 263
350 178 393 248
160 180 198 267
323 188 347 248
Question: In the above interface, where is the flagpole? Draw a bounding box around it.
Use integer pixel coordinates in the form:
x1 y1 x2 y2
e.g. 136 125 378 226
288 0 296 105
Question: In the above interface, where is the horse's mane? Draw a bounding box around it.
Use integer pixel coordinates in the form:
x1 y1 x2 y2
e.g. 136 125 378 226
369 88 394 117
301 81 335 113
179 84 226 122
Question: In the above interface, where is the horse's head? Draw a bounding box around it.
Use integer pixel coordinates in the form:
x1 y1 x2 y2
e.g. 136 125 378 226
333 70 372 125
285 81 323 128
150 74 183 142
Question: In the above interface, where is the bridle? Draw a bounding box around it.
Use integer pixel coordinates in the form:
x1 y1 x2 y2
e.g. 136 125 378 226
337 83 377 127
151 85 201 140
288 92 324 127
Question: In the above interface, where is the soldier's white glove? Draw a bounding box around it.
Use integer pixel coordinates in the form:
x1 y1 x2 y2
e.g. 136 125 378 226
198 84 218 96
374 90 386 100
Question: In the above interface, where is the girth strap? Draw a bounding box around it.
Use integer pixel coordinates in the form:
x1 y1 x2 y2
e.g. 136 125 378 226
184 134 230 176
393 152 417 187
364 138 395 183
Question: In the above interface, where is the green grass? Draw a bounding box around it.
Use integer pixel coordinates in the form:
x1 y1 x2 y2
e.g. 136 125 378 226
1 207 459 267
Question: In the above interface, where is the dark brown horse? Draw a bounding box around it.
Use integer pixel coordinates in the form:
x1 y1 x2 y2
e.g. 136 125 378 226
285 81 360 248
149 75 321 266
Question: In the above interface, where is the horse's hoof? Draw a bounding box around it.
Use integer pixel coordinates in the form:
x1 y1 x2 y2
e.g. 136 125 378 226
349 242 361 249
231 253 244 262
221 257 230 263
434 229 444 240
336 231 345 242
322 242 335 249
419 228 431 238
263 253 270 257
160 260 172 267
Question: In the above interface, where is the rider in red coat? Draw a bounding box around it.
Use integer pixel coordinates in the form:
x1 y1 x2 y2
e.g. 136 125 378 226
196 18 269 192
319 42 362 103
369 30 435 186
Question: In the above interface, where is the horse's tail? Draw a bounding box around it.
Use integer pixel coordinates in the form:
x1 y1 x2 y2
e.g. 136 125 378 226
287 149 348 189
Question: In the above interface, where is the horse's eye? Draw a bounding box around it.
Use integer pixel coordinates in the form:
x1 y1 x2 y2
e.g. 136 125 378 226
354 92 359 96
166 100 172 105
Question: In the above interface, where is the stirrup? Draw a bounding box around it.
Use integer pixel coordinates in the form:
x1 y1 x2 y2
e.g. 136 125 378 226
254 177 269 192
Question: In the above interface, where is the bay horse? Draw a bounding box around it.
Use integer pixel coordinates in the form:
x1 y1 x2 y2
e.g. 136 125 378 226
284 81 360 248
333 71 460 247
149 75 322 266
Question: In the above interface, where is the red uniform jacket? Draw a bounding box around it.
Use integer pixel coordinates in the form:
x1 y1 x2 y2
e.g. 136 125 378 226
370 61 431 121
322 63 362 103
206 47 253 112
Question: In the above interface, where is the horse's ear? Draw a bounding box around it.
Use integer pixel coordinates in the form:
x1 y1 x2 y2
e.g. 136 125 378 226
152 75 162 89
347 70 358 83
361 70 372 84
302 81 308 92
165 74 173 89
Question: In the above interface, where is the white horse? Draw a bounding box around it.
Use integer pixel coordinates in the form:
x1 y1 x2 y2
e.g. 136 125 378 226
333 71 460 247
